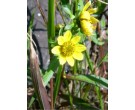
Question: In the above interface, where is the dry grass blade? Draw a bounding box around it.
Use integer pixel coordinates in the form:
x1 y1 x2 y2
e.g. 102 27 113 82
35 0 48 26
29 30 50 110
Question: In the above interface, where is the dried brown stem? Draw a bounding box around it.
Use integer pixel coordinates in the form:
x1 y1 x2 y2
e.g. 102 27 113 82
30 30 50 109
35 0 48 26
50 78 54 109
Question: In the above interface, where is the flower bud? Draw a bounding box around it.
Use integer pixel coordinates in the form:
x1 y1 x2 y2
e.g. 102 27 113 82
80 20 93 36
80 11 90 21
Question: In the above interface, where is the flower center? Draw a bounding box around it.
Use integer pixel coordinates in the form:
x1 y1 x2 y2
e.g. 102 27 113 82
60 41 75 57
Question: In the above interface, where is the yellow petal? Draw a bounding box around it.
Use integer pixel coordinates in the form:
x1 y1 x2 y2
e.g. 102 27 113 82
64 30 72 42
51 46 60 55
82 1 91 11
88 8 98 14
75 44 86 52
59 55 66 65
71 36 80 44
80 11 90 21
57 36 65 45
80 20 93 36
73 52 83 60
66 56 74 66
90 16 99 24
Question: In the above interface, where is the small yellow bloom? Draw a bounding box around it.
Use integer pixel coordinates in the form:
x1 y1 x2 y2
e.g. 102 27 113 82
79 1 99 36
51 30 86 66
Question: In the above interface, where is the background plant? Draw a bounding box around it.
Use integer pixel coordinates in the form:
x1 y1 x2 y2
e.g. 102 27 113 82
27 0 108 110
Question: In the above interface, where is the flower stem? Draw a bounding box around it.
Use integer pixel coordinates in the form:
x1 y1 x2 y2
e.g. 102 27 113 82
84 50 94 73
63 75 74 108
48 0 55 109
48 0 55 54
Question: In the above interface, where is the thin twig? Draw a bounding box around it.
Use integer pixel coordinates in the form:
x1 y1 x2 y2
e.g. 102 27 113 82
27 32 37 50
50 78 54 109
97 21 107 77
35 0 48 26
56 1 66 25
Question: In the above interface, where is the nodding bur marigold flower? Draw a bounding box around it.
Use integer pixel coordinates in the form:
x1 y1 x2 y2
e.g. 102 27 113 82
51 30 86 66
79 1 99 36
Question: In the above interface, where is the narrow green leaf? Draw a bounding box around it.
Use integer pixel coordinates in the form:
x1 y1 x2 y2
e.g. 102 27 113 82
63 79 73 107
43 70 54 86
101 17 106 29
96 0 108 14
60 0 69 5
42 57 59 86
97 52 108 67
53 65 63 107
84 51 94 72
95 87 104 110
28 96 35 108
64 22 74 30
48 57 59 70
28 12 35 32
62 5 75 19
82 84 91 100
60 94 100 110
27 12 35 50
77 0 84 12
91 36 104 46
27 38 30 50
48 39 56 44
66 74 108 89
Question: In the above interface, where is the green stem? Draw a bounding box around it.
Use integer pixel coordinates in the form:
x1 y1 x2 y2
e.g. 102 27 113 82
84 51 94 73
72 61 77 96
75 0 78 13
64 77 74 108
48 0 55 55
53 65 63 108
95 86 104 110
48 0 55 109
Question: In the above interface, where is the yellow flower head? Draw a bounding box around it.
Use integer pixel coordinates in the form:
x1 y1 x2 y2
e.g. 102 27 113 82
51 30 86 66
79 1 99 36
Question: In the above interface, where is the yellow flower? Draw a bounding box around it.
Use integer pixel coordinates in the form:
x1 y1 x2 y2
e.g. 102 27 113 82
79 1 99 36
51 30 86 66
